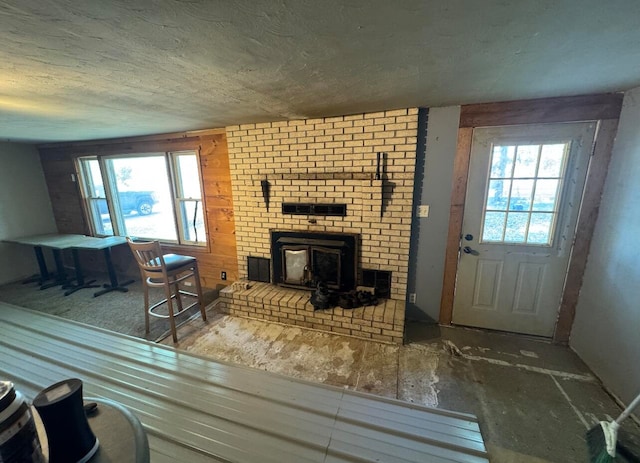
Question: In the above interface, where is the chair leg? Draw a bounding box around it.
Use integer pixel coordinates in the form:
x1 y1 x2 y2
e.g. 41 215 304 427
164 282 177 343
143 280 150 334
193 265 206 322
173 278 184 313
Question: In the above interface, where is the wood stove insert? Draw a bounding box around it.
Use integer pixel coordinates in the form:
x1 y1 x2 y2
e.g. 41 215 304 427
270 230 358 291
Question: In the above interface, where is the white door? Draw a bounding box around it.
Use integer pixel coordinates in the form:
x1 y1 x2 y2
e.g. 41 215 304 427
452 122 596 337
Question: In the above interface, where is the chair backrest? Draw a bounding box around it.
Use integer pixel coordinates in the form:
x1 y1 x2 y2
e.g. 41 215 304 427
126 238 167 276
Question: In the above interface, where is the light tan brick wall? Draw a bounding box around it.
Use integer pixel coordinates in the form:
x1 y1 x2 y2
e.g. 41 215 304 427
225 108 418 303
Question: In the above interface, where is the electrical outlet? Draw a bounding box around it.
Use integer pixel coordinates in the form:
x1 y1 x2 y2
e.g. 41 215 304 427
221 271 227 280
417 205 430 218
409 293 416 303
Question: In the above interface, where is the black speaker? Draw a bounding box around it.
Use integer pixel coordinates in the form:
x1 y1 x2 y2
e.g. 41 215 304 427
33 378 98 463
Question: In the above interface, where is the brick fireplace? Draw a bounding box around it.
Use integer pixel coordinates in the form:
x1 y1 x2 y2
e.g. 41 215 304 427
220 109 418 343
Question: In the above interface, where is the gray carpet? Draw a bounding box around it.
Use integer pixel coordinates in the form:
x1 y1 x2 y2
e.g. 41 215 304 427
0 274 218 342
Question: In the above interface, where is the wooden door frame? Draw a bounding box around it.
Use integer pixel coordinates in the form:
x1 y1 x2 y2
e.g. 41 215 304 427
438 94 623 343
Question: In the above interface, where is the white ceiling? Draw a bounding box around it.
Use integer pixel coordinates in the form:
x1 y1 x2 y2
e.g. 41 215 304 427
2 0 640 143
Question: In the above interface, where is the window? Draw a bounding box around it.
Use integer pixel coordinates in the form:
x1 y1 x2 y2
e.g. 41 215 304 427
77 150 206 246
481 142 569 246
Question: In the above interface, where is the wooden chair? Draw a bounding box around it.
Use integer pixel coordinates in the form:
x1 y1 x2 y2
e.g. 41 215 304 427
126 238 206 342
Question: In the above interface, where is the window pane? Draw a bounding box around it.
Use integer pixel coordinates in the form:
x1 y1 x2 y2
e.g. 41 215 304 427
532 179 560 212
509 179 534 211
479 141 567 246
490 145 515 178
486 180 510 210
527 213 554 244
107 156 178 241
176 154 201 198
79 159 113 236
174 152 206 244
482 212 506 242
504 212 528 243
513 145 539 178
539 144 566 177
180 200 206 243
90 199 112 235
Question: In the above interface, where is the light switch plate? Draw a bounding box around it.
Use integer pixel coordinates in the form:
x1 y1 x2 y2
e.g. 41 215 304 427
417 205 430 218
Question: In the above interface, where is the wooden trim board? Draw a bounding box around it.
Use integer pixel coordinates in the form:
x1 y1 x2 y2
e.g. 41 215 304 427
459 93 623 128
553 119 619 342
439 127 472 325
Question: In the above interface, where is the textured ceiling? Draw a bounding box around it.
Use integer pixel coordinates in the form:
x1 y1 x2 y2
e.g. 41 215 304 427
1 0 640 143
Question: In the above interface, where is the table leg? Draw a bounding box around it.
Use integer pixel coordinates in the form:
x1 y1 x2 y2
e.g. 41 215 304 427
22 246 54 285
93 247 134 297
63 249 100 296
40 249 74 290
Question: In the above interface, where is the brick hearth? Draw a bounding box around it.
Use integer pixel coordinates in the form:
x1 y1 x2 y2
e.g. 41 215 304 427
219 282 404 344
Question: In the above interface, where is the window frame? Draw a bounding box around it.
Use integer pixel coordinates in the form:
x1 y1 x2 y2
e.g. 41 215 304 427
170 151 207 245
478 140 571 248
76 149 208 247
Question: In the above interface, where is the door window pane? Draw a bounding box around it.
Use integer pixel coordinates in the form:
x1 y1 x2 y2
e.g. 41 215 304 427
539 144 566 177
528 213 554 244
482 212 506 242
480 141 570 246
490 146 515 178
486 180 511 210
504 213 528 242
513 145 539 178
532 179 559 212
509 179 534 211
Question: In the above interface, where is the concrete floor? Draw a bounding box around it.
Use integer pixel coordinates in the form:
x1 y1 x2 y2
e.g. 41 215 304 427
164 305 640 463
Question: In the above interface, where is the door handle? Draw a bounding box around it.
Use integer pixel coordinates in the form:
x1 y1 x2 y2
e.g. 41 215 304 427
463 246 479 256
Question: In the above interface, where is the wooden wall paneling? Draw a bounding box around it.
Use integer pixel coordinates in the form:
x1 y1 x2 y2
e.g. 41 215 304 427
205 208 237 238
439 127 473 325
553 119 619 343
39 155 88 235
199 133 237 286
460 93 624 128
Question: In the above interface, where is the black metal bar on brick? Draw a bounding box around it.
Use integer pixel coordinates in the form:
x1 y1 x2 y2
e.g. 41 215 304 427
281 203 347 217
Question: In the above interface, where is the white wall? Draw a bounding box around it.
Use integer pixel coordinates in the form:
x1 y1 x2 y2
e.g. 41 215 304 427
407 106 461 320
0 142 57 284
570 88 640 405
